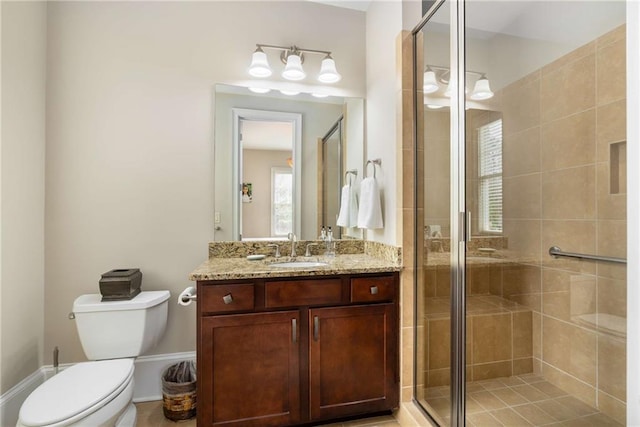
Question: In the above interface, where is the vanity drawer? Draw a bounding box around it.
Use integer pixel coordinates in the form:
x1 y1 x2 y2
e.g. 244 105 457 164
350 276 395 302
200 283 254 313
265 278 343 308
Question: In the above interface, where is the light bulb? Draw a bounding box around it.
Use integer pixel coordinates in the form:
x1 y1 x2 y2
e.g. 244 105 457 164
282 54 306 81
470 76 494 100
423 69 439 93
318 56 341 83
248 47 272 78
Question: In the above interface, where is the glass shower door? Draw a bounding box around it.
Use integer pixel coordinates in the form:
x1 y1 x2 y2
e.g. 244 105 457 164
463 1 627 426
415 1 454 425
414 1 628 425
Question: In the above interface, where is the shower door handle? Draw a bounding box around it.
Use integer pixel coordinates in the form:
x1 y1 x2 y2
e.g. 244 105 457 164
459 211 471 242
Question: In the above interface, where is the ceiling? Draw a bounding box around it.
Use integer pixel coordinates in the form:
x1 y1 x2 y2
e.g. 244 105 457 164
434 1 625 44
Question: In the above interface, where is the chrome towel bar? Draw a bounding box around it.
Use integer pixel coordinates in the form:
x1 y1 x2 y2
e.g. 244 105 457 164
548 246 626 264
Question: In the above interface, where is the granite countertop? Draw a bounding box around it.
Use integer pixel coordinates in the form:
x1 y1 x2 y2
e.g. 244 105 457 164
189 253 401 281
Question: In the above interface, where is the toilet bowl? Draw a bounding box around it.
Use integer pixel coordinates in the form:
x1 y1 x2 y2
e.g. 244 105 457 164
18 359 135 427
17 290 170 427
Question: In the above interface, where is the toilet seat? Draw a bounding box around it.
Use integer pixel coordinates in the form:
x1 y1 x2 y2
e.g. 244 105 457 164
18 359 134 427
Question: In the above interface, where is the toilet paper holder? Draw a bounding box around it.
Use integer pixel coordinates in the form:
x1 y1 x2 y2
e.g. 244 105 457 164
181 293 197 302
178 286 197 306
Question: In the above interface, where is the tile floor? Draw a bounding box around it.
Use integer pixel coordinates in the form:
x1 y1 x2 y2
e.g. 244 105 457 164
134 400 400 427
421 373 623 426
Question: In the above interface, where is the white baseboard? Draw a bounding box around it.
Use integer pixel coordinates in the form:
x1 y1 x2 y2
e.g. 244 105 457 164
131 351 196 402
0 351 196 425
0 369 46 427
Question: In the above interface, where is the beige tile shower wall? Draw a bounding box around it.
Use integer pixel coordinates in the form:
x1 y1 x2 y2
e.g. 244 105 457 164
424 110 451 237
500 25 626 424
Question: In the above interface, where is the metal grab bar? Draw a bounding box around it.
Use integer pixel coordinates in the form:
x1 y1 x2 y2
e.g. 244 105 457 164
548 246 626 264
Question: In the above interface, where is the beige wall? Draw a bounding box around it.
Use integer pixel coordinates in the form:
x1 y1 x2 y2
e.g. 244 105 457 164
1 1 47 393
365 1 403 246
43 1 365 365
499 25 627 424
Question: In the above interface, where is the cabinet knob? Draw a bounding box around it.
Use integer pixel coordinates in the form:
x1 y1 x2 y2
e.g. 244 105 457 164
222 293 233 304
370 286 379 295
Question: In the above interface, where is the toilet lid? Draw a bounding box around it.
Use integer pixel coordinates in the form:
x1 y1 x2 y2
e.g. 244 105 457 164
19 359 134 426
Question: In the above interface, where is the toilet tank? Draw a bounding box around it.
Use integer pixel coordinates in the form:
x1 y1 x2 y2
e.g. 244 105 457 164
72 290 170 360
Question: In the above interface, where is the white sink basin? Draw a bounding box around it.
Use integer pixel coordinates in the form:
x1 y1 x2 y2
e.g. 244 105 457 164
269 261 329 268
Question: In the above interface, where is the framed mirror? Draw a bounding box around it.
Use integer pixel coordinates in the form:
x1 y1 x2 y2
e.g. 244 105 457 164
213 84 364 241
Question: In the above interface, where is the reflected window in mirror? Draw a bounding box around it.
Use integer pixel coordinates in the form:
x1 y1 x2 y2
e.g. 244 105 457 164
477 118 502 234
271 167 293 236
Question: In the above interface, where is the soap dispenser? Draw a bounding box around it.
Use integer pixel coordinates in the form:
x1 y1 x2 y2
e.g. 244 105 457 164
325 227 335 256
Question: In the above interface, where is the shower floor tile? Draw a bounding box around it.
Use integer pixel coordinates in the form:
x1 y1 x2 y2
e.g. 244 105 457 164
421 374 623 426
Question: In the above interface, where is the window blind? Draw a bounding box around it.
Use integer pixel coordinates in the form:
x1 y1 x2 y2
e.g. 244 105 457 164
478 119 503 233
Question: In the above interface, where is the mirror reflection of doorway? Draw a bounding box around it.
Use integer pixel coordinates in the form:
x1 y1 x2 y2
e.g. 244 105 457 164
234 110 301 240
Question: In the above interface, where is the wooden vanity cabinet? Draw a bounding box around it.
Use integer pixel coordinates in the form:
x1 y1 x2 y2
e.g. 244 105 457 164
197 273 399 427
309 303 397 421
199 310 301 427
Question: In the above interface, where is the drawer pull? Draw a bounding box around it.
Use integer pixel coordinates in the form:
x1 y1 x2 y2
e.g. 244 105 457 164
313 316 319 341
292 319 298 343
222 294 233 305
370 286 379 295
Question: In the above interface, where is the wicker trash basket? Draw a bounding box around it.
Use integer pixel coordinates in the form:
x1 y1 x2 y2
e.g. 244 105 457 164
162 360 197 421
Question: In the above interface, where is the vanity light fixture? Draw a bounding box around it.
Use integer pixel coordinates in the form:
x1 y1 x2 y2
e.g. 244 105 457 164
248 44 341 83
470 75 494 100
426 64 493 100
423 67 439 93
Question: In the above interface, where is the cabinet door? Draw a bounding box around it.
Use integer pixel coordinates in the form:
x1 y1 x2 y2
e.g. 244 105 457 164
199 311 300 427
309 304 398 420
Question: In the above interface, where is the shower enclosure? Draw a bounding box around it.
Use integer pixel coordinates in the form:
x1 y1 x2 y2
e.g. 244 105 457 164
413 1 628 425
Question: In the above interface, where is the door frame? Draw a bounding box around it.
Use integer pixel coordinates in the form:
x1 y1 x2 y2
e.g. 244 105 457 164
231 108 302 240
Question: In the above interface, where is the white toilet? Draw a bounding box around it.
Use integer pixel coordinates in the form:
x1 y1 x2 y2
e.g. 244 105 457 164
17 290 170 427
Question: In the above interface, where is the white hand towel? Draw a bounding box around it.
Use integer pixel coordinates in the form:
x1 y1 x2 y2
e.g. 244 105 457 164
336 184 358 228
357 177 383 229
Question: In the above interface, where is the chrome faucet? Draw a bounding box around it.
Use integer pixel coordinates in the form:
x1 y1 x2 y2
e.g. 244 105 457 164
305 242 320 257
287 233 297 257
266 243 281 258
